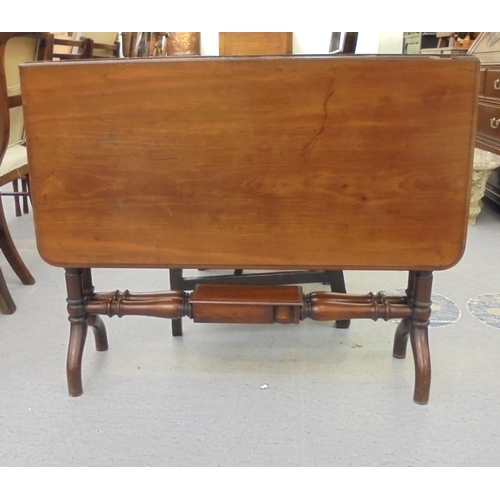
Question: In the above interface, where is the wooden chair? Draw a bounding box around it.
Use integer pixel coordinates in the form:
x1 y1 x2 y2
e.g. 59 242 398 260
20 55 479 403
52 36 92 60
79 32 120 59
170 33 352 337
53 33 120 61
0 32 53 313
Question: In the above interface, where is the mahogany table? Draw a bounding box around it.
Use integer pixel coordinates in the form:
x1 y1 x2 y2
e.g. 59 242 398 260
20 54 479 403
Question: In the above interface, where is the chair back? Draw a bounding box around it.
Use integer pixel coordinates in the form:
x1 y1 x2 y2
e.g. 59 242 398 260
52 33 119 61
52 36 92 60
80 32 120 58
0 33 53 162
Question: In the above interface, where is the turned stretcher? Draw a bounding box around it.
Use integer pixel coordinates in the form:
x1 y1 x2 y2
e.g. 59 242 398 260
20 55 479 403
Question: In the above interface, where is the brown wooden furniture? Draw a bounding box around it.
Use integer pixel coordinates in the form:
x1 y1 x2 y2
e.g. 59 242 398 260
0 32 53 313
468 33 500 205
219 32 292 56
21 55 479 403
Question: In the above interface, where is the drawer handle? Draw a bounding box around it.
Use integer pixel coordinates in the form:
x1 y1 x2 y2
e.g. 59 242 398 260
495 79 500 90
492 118 500 129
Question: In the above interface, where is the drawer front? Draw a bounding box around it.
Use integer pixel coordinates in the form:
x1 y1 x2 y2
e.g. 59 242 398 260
477 101 500 148
484 67 500 101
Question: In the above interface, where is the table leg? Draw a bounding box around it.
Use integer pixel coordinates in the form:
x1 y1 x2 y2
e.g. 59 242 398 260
409 271 433 405
392 271 416 358
82 268 109 351
65 268 88 397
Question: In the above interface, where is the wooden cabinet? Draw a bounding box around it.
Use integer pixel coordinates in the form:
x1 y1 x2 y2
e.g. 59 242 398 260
468 32 500 205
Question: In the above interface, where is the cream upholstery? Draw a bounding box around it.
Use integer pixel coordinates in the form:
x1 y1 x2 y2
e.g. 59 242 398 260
4 37 37 147
0 143 28 178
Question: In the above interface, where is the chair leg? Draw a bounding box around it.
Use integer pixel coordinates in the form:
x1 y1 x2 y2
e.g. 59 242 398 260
21 177 29 214
170 268 184 336
0 197 35 285
328 270 350 329
0 266 16 314
12 180 21 217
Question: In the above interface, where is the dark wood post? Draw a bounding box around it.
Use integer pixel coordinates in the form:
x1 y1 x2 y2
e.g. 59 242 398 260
82 268 108 352
65 268 89 397
409 271 433 404
393 271 416 359
169 268 184 337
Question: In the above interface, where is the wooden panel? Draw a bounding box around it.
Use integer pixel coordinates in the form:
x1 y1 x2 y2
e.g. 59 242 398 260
190 284 303 305
190 284 302 324
20 55 479 270
219 32 292 55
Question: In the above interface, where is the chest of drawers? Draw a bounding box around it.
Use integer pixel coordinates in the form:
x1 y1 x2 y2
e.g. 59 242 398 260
469 33 500 204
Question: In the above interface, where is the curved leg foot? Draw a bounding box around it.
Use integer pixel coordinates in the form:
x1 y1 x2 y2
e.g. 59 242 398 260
67 320 88 397
88 314 109 351
410 322 431 405
0 199 35 285
65 268 89 396
393 318 410 359
408 270 432 405
0 266 16 314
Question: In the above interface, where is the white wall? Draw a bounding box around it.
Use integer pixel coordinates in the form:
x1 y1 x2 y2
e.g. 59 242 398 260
378 32 404 54
199 32 388 56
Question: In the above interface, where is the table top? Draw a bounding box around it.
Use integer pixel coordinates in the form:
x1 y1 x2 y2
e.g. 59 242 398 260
20 55 479 270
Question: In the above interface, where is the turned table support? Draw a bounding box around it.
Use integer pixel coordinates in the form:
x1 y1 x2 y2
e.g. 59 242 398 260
65 269 432 403
391 271 433 404
65 268 109 397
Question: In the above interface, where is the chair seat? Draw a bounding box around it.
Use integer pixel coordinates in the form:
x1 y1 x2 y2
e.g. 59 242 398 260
0 143 28 181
